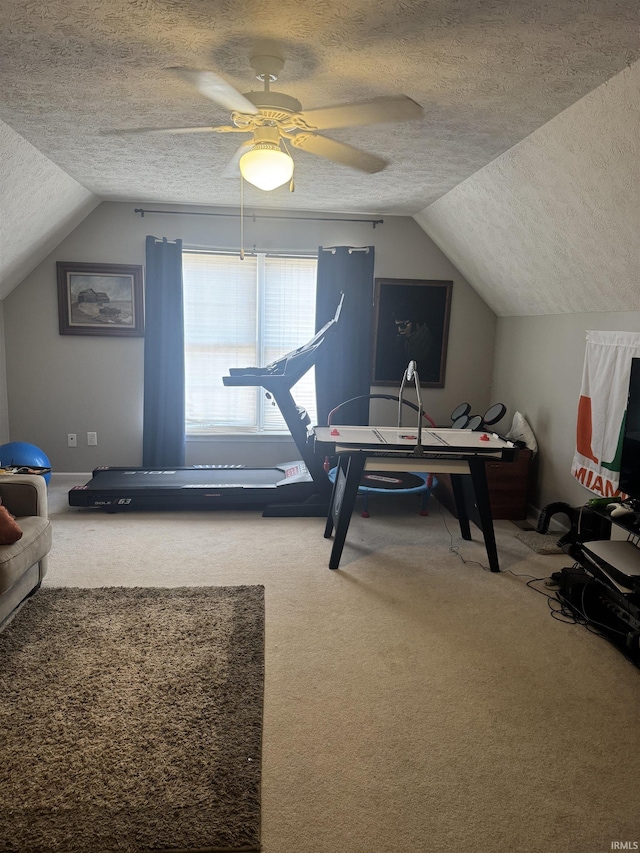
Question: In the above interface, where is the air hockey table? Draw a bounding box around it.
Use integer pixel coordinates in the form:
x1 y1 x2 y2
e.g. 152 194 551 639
311 425 519 572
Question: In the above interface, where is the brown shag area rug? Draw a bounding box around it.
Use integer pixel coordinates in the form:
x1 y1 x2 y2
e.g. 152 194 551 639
0 586 264 853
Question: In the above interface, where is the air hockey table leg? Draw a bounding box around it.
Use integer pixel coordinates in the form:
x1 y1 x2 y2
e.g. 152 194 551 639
324 458 343 539
450 473 472 540
468 458 501 572
327 453 366 570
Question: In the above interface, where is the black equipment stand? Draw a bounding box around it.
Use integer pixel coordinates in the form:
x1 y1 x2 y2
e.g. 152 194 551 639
552 507 640 664
69 296 344 514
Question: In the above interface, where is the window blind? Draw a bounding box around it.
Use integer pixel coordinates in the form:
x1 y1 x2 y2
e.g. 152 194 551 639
183 251 317 434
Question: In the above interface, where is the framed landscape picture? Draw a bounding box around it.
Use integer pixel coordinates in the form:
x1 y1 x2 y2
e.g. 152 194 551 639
372 278 452 387
57 262 144 337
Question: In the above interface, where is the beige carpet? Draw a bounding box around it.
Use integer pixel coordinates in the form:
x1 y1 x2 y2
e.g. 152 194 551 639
36 475 640 853
0 585 263 853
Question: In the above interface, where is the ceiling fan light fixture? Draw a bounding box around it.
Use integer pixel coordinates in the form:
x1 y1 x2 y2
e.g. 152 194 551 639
239 142 293 191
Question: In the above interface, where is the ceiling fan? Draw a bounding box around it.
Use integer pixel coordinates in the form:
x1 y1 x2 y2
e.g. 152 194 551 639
104 50 424 191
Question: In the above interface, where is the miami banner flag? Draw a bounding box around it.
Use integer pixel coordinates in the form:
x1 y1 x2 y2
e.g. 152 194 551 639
571 330 640 497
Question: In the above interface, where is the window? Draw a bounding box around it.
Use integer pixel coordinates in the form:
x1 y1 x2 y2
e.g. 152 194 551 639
183 251 318 435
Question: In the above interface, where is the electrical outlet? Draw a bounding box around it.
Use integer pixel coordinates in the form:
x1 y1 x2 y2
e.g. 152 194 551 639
87 431 98 446
67 433 77 447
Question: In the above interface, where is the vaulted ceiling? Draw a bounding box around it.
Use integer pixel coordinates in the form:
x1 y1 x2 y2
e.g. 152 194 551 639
1 0 639 310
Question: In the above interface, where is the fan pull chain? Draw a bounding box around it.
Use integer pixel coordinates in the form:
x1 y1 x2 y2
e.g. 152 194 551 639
281 137 295 193
239 174 245 260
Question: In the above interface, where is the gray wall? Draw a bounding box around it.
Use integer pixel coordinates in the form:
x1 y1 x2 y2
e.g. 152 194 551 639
3 202 495 474
493 311 640 513
0 304 9 444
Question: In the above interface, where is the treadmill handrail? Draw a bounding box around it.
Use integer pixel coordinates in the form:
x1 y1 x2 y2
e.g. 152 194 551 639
224 341 323 386
223 293 344 389
221 293 345 488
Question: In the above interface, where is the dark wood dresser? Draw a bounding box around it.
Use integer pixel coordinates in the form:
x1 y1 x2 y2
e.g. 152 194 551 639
434 447 533 520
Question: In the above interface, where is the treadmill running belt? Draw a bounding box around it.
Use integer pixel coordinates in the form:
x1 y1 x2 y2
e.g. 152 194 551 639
89 468 284 489
68 462 317 511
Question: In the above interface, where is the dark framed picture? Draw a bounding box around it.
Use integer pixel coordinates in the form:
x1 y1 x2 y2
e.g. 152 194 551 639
57 262 144 337
372 278 452 387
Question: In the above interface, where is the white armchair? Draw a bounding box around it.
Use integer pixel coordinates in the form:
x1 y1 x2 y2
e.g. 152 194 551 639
0 474 52 626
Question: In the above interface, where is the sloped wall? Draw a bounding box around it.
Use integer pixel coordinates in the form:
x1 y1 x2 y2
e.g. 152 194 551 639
414 60 640 317
0 119 99 300
414 60 640 514
0 120 99 444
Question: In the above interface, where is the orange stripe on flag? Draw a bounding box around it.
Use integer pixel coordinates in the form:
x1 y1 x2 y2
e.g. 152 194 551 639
576 395 599 463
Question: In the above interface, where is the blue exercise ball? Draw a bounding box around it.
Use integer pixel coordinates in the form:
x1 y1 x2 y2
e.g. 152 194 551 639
0 442 52 484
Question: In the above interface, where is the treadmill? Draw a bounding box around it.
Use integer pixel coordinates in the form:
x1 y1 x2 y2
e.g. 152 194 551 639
68 296 343 514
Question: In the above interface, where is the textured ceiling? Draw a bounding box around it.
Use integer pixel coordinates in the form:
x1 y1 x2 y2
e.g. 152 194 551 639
0 0 638 215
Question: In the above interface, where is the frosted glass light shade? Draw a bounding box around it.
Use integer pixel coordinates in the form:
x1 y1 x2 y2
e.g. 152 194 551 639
239 145 294 191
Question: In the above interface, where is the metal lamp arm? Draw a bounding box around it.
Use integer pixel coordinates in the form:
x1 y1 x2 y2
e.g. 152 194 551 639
398 361 425 456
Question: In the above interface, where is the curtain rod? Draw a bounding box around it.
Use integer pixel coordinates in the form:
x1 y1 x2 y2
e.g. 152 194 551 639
184 245 317 258
320 246 370 253
134 207 384 228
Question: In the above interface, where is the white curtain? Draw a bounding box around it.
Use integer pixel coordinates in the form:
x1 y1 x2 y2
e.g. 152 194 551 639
571 330 640 497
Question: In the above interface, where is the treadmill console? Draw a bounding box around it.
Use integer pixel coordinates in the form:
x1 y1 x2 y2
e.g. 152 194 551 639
225 293 344 384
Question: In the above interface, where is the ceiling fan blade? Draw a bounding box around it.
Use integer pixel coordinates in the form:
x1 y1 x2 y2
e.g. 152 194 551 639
169 67 259 115
295 96 423 131
290 132 388 173
221 140 254 178
101 124 243 136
